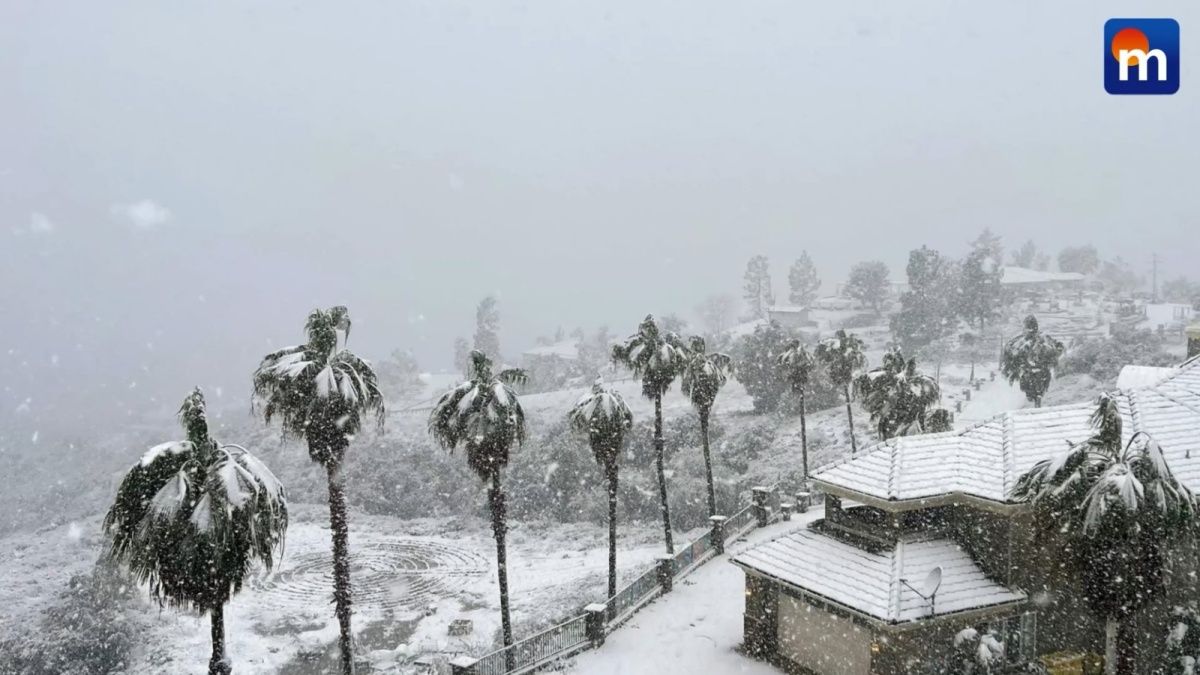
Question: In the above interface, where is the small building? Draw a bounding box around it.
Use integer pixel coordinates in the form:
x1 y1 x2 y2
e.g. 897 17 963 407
766 305 816 331
733 356 1200 674
999 266 1085 296
1140 302 1195 334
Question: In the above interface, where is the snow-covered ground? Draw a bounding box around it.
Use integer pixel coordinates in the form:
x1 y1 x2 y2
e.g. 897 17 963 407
567 511 823 675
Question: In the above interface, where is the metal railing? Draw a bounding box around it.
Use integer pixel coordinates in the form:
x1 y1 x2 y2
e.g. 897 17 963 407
725 503 757 542
606 565 661 628
454 484 795 674
473 614 589 675
672 529 715 578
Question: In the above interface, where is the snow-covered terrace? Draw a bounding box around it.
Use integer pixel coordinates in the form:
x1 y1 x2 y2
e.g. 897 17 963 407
812 356 1200 508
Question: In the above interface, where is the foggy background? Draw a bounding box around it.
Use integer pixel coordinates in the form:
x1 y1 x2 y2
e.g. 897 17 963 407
2 0 1197 440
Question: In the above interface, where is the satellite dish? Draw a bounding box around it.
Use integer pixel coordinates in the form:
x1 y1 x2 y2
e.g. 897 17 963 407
920 566 943 598
900 565 944 616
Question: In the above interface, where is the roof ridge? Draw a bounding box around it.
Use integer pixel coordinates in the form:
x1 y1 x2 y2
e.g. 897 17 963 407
1001 412 1015 498
888 539 905 622
1127 389 1143 436
889 438 900 499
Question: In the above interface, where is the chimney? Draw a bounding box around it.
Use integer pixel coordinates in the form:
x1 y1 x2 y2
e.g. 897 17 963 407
1189 323 1200 360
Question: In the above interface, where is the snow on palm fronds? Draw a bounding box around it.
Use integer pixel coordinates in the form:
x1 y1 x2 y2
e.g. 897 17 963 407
1168 606 1200 675
252 306 384 462
428 350 527 481
611 314 690 399
815 328 867 388
567 377 633 468
952 627 1005 674
854 348 941 439
1012 393 1195 532
680 336 732 412
778 338 816 393
104 388 288 612
1011 392 1197 633
1000 315 1065 407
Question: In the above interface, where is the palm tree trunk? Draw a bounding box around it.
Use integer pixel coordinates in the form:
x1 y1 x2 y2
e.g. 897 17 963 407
699 408 716 519
844 384 858 453
209 604 230 675
799 390 809 483
1104 617 1118 675
654 393 674 554
488 472 514 653
325 461 355 675
606 464 619 602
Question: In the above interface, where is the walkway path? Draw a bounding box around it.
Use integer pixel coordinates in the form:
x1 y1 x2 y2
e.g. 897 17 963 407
569 512 822 674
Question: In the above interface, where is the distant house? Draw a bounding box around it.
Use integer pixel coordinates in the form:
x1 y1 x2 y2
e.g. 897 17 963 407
733 352 1200 674
1140 302 1194 333
766 305 816 331
1000 266 1085 295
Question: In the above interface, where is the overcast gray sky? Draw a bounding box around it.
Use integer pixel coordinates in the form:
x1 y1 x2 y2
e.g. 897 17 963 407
1 0 1197 436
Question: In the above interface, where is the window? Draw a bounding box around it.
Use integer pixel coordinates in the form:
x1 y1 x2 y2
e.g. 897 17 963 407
990 612 1037 663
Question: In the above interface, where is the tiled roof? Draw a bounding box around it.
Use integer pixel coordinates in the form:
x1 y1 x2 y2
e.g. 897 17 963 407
1117 365 1175 390
732 529 1026 624
813 357 1200 504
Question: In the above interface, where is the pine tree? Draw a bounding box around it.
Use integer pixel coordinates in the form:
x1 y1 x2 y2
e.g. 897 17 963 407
958 246 1003 332
474 296 501 359
732 321 792 413
743 255 774 319
1000 316 1065 407
428 351 527 655
453 337 471 375
891 246 959 355
1058 245 1101 274
787 252 821 306
845 261 890 315
252 307 383 675
106 389 287 675
1010 239 1038 268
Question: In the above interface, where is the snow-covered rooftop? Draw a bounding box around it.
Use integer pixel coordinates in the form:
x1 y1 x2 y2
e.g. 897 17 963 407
732 529 1025 624
1000 266 1085 285
1116 365 1176 390
521 340 580 360
813 356 1200 505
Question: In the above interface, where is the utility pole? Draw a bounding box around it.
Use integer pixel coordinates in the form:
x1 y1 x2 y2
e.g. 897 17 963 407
1151 253 1160 302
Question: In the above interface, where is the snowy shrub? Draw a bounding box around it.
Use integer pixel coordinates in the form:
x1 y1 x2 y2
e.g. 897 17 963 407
0 565 140 675
951 626 1005 674
1058 326 1176 383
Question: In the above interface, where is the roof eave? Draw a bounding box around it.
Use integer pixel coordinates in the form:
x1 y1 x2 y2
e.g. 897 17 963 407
812 480 1026 515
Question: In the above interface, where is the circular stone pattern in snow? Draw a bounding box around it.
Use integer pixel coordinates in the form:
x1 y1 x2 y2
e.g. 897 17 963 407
251 538 490 613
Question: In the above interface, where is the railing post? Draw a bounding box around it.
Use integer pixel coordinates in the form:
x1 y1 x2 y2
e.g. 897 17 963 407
795 490 812 514
449 656 479 675
585 603 608 647
752 486 770 527
710 515 727 554
656 554 675 593
780 503 793 521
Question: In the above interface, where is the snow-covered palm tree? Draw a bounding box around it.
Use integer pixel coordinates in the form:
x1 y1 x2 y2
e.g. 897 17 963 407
568 378 633 600
104 389 287 675
855 348 940 440
815 329 867 452
251 306 383 674
680 336 732 519
778 339 816 481
1001 315 1065 408
612 315 689 554
951 627 1005 674
1013 394 1197 675
1166 605 1200 675
429 350 527 651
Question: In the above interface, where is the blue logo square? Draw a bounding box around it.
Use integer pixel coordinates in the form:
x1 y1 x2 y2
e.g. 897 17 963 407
1105 19 1180 94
